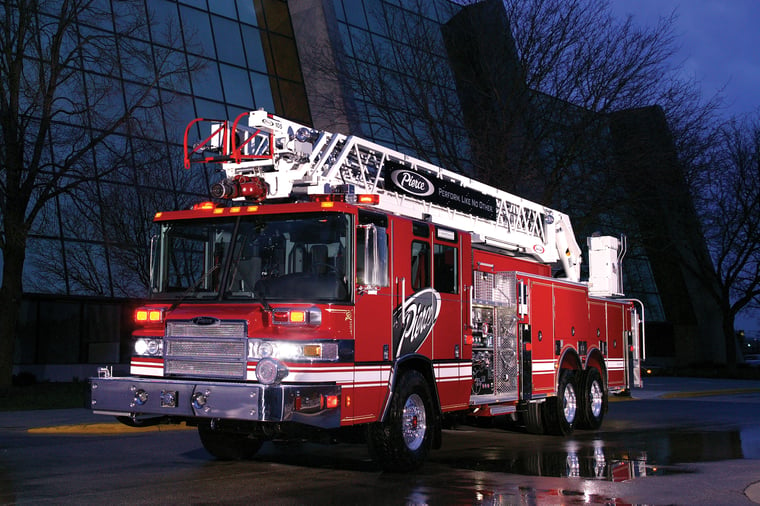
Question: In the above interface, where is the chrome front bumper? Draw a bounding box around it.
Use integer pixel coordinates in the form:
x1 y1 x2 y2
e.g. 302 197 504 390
90 376 341 429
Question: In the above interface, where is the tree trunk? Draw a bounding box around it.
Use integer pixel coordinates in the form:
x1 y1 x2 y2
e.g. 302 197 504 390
723 313 738 372
0 219 28 393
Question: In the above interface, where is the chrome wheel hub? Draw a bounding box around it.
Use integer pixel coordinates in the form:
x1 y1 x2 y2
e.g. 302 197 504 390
563 383 577 423
590 379 603 418
402 393 427 450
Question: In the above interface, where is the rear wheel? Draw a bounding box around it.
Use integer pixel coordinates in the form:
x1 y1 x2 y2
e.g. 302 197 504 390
543 370 578 436
198 422 263 460
368 370 434 472
578 368 607 430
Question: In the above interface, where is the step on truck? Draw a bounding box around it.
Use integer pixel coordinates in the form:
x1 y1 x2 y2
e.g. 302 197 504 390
89 110 644 471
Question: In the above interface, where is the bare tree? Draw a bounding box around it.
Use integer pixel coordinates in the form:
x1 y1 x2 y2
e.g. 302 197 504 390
299 0 729 364
0 0 200 390
304 0 717 221
693 114 760 366
297 0 471 170
28 141 209 297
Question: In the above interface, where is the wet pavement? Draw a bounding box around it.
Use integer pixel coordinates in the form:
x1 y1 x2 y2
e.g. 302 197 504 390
632 375 760 400
5 375 758 430
1 376 760 504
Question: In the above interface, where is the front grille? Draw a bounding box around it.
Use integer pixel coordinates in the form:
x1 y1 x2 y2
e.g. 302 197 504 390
165 338 246 359
164 319 247 380
166 320 246 338
164 358 245 379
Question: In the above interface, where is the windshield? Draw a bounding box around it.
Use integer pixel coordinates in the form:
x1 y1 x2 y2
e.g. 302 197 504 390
152 212 351 302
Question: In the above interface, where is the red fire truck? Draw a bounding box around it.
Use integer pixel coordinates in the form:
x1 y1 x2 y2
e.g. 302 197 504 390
90 110 644 471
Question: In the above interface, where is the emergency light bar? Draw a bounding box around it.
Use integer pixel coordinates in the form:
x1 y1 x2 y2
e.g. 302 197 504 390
308 193 380 205
192 202 218 210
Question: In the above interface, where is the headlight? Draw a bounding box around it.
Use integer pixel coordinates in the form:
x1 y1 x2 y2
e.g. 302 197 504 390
256 341 275 358
134 338 163 357
248 339 339 361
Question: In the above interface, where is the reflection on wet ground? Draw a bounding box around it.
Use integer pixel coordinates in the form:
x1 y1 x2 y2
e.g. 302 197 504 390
442 440 654 481
442 424 760 481
468 485 632 505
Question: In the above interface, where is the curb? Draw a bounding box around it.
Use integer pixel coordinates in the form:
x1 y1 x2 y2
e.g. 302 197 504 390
28 422 194 435
660 387 760 399
746 482 760 504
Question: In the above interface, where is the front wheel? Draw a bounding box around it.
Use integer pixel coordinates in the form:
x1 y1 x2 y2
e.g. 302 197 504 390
543 370 578 436
368 370 434 472
578 368 607 430
198 422 263 460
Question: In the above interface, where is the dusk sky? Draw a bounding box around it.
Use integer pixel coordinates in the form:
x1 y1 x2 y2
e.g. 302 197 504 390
610 0 760 120
611 1 760 333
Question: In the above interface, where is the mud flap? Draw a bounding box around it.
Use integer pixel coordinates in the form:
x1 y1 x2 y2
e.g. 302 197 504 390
520 324 532 399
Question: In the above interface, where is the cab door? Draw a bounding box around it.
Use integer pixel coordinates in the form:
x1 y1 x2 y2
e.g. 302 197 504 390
432 226 471 409
390 219 470 409
351 211 393 423
391 220 434 360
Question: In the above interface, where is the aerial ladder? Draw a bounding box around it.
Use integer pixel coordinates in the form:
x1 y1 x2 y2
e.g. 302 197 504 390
184 110 584 282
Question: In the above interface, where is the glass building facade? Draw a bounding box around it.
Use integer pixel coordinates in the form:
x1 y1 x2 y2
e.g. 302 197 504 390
10 0 313 373
22 0 310 298
8 0 719 376
329 0 465 158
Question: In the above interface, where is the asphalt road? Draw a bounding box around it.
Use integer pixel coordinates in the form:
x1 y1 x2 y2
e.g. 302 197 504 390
1 376 760 505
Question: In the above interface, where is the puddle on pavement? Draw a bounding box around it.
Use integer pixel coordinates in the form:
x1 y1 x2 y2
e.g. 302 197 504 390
443 425 760 481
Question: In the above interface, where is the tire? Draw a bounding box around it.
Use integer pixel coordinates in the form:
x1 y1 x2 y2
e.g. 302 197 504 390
542 370 578 436
578 368 607 430
368 370 434 472
198 422 263 460
523 401 545 434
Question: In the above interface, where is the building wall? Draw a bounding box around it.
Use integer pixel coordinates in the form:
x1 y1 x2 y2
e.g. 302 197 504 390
20 0 309 299
288 0 358 133
14 295 134 382
13 0 310 381
12 0 726 381
441 0 537 193
609 107 725 365
438 1 723 366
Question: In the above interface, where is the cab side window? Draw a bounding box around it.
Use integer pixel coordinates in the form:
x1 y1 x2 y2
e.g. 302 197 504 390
356 225 389 287
411 240 430 291
434 244 458 293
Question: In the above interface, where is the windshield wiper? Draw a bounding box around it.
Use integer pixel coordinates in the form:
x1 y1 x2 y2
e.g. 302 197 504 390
169 264 221 311
255 286 271 311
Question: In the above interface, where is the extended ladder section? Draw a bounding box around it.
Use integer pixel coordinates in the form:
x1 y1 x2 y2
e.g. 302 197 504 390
184 110 582 281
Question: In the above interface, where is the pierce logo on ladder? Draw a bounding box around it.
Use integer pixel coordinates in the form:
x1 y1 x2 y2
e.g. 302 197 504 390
389 169 435 197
